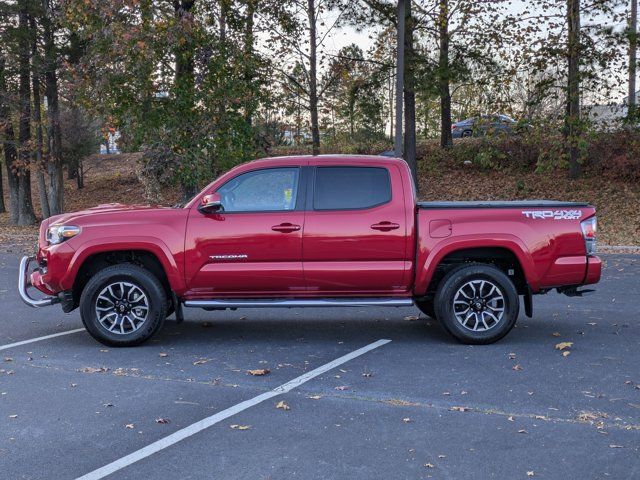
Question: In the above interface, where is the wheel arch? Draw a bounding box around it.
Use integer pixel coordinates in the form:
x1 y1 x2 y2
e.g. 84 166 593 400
415 240 535 297
65 239 184 308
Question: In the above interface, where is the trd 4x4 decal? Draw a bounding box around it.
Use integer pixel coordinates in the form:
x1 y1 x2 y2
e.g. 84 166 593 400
522 210 582 220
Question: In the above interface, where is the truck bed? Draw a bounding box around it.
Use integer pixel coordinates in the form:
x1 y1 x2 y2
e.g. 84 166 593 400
418 200 591 209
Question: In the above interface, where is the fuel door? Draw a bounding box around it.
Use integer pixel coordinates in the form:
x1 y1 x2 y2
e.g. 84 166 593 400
429 219 452 238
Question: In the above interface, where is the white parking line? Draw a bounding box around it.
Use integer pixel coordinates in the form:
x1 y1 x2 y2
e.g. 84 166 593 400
76 338 392 480
0 328 85 352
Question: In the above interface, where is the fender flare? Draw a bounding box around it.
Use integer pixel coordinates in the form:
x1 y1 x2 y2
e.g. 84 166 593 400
414 234 538 296
61 236 185 293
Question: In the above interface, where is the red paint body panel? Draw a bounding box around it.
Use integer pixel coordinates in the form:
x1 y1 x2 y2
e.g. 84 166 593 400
30 155 601 305
302 159 411 293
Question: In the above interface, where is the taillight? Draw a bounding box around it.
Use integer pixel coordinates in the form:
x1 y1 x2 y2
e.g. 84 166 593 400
451 125 457 130
580 217 597 255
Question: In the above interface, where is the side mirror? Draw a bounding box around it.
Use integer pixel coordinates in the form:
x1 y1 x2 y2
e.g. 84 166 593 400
198 193 223 214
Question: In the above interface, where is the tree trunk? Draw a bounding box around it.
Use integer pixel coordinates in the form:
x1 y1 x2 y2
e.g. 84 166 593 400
43 0 64 215
307 0 320 156
0 54 18 220
17 0 36 226
31 15 51 219
244 0 256 126
219 0 227 43
403 0 418 192
629 0 637 119
566 0 582 179
438 0 453 149
174 0 197 200
0 145 4 213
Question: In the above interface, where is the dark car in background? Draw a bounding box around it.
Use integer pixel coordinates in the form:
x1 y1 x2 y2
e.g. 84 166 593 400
452 114 517 138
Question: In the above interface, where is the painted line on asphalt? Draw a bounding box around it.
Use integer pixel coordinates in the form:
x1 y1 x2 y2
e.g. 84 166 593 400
76 338 392 480
0 328 86 352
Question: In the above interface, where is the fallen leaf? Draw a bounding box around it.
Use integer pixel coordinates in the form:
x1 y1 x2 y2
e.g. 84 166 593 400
423 463 434 468
404 315 419 321
508 416 514 422
8 414 17 419
402 417 412 423
155 418 170 424
512 364 523 371
4 357 12 362
230 424 250 430
518 429 528 434
555 342 573 351
125 424 134 429
438 454 446 459
201 322 213 328
247 369 270 376
450 406 468 412
508 353 517 359
335 385 349 391
609 444 623 448
308 395 322 400
362 372 372 378
527 472 535 477
70 383 78 388
577 411 608 422
276 401 290 411
552 332 561 337
78 367 109 374
159 352 168 358
193 358 210 366
562 351 571 357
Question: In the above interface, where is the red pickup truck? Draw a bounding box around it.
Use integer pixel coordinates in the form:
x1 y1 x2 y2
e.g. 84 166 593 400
19 155 601 347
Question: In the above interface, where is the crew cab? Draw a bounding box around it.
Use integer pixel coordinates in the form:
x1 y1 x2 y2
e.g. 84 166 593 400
18 155 601 346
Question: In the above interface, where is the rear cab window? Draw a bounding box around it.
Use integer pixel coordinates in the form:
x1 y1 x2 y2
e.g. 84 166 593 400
313 166 391 210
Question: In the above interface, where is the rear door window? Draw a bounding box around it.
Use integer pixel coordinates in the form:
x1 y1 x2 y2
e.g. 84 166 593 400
313 167 391 210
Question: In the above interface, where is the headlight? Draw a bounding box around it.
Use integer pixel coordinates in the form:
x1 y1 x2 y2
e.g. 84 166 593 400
46 225 81 245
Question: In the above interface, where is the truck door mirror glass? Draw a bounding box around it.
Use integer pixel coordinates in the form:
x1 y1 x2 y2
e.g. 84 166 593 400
198 193 223 214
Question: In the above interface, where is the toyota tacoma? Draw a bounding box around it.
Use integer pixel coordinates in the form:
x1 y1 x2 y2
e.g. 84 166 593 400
19 155 601 346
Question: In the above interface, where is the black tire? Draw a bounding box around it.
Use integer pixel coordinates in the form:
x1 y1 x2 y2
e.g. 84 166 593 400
462 130 472 138
415 296 437 319
434 264 519 345
80 264 168 347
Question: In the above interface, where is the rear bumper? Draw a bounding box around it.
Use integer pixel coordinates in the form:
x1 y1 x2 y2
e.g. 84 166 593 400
583 255 602 285
18 256 60 308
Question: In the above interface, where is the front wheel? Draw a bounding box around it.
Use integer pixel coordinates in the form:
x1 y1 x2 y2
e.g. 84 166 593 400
80 264 168 347
434 264 519 344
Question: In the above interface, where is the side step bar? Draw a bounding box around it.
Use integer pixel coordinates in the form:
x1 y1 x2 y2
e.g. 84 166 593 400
183 298 414 309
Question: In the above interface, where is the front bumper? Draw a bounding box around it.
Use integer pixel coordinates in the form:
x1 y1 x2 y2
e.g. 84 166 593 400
18 256 60 308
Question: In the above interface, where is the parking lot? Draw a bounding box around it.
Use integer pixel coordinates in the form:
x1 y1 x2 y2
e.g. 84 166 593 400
0 252 638 479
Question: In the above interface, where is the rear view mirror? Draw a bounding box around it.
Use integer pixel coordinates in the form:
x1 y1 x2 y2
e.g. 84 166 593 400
198 193 223 214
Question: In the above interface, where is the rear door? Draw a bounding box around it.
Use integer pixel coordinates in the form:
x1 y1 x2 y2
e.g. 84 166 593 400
302 162 410 294
184 166 307 296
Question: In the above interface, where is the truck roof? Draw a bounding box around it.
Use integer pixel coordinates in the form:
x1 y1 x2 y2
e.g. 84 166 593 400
247 154 405 166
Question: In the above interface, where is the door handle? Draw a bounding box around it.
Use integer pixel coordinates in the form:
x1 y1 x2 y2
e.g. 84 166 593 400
371 221 400 232
271 223 301 233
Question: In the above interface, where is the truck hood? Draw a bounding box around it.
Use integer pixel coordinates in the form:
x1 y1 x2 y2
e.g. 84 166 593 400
47 203 176 226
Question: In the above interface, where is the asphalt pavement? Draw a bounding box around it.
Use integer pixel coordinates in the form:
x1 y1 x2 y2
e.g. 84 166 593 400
0 253 638 480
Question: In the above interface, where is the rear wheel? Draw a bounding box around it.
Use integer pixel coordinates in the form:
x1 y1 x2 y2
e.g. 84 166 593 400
434 264 519 344
80 264 168 347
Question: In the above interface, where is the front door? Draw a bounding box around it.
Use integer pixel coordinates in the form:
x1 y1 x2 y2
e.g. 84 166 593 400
184 166 306 297
302 163 409 294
